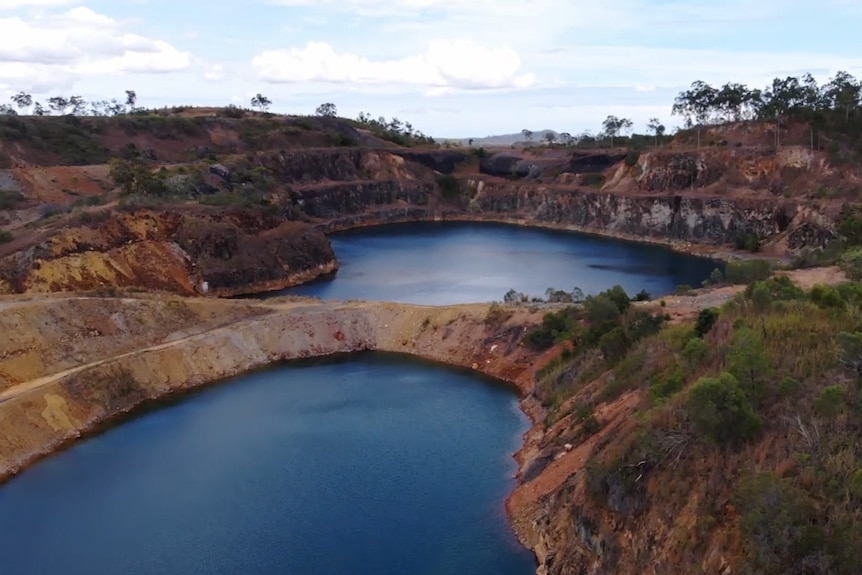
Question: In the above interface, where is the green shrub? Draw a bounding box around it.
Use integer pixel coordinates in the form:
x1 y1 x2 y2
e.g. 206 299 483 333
0 229 12 244
436 174 461 199
686 372 761 445
584 294 622 326
682 337 709 367
219 105 245 119
737 473 825 574
580 172 605 187
624 150 639 167
778 376 801 396
745 276 805 302
0 190 23 210
649 368 685 403
694 308 718 337
726 327 770 403
331 133 357 147
838 204 862 245
734 232 761 252
749 281 773 312
598 327 629 366
624 310 665 341
836 281 862 305
603 285 631 314
813 385 847 417
791 242 846 269
675 284 693 295
523 307 579 351
725 259 771 284
809 284 846 310
839 247 862 280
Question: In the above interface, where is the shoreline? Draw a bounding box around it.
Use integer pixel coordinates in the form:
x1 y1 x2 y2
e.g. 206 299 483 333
0 266 845 572
0 297 548 571
316 211 771 263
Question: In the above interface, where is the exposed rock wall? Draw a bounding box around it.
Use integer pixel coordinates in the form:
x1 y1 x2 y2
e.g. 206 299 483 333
308 179 836 250
293 180 433 219
0 145 845 298
465 180 805 245
0 210 337 296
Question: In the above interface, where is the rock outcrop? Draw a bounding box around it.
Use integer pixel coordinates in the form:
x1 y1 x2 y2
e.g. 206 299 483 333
0 209 337 296
462 180 830 246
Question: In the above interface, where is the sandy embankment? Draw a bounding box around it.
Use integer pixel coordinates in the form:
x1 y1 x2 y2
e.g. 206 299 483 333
0 295 544 483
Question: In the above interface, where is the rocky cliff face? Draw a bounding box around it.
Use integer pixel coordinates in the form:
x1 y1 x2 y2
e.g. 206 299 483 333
0 131 849 298
0 209 336 296
309 177 835 252
270 147 839 253
463 179 835 247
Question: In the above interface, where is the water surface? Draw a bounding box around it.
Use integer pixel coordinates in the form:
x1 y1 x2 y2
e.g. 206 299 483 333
283 221 717 304
0 355 535 575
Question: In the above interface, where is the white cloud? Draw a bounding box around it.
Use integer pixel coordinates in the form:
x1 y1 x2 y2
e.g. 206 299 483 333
0 0 74 8
0 6 190 93
252 40 535 93
533 45 862 90
203 63 225 80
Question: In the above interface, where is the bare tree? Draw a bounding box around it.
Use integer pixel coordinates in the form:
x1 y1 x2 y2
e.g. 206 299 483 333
646 117 666 147
10 92 32 113
250 93 272 112
619 117 633 138
601 115 628 146
125 90 137 110
69 95 87 115
90 100 109 116
47 96 70 115
315 102 337 117
107 99 125 116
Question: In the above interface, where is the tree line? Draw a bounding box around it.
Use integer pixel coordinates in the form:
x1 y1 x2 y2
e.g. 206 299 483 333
355 111 435 145
0 90 433 146
1 90 139 117
518 115 666 149
672 71 861 147
0 90 278 116
517 71 861 149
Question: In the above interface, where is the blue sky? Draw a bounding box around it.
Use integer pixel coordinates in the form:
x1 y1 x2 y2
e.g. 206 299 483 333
1 0 861 137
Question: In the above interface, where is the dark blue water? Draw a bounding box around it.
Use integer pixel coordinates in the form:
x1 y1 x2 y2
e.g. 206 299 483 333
0 355 535 575
283 222 717 304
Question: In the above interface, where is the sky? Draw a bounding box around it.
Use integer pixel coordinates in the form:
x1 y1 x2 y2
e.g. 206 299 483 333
1 0 861 138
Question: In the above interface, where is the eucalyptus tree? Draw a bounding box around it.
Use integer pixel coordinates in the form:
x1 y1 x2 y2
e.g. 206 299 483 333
647 117 665 147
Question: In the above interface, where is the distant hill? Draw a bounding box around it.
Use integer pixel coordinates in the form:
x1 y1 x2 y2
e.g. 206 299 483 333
440 129 562 147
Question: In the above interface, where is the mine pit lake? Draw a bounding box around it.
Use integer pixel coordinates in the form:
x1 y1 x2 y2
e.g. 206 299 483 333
281 221 719 304
0 223 717 574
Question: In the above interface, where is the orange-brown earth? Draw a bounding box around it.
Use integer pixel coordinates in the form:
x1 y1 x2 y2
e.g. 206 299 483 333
0 295 546 482
0 266 847 575
0 112 856 297
1 110 861 575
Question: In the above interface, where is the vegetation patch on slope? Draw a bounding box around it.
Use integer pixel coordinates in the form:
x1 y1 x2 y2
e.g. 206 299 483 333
524 271 862 574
